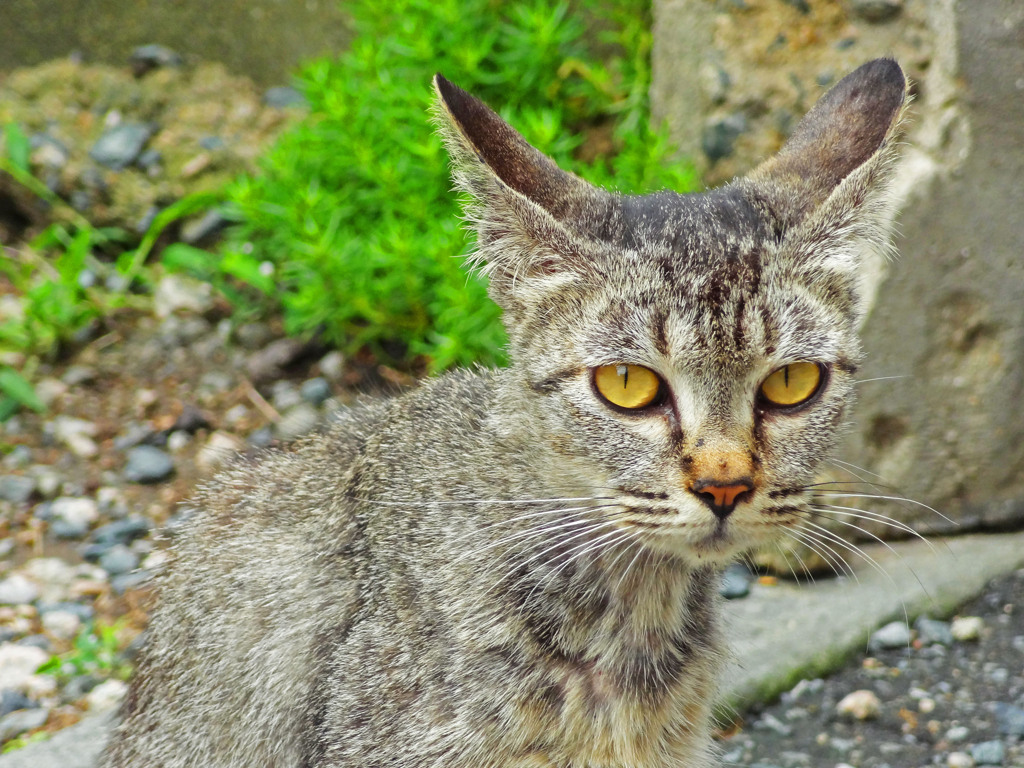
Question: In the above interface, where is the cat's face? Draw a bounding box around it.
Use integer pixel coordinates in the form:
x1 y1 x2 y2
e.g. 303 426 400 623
435 60 907 563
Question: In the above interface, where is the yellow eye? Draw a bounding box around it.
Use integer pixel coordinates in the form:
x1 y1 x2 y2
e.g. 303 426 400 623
593 364 663 410
759 362 823 407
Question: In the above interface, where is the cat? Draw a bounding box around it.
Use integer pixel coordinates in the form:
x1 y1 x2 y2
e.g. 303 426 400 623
100 58 908 768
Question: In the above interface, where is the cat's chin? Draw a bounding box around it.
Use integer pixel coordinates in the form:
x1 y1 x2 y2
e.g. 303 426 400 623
640 524 756 566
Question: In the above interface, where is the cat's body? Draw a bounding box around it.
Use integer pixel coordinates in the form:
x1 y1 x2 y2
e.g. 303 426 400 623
102 59 908 768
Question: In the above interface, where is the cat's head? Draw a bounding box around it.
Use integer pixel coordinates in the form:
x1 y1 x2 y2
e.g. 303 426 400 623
435 60 908 563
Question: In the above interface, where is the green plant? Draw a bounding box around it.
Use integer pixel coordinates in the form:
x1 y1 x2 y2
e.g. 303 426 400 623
36 620 133 682
167 0 698 371
0 123 143 419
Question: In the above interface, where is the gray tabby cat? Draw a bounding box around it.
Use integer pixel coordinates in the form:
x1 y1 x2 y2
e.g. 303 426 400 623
101 58 908 768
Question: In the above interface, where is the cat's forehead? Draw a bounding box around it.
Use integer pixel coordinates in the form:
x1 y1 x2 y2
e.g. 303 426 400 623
599 187 771 269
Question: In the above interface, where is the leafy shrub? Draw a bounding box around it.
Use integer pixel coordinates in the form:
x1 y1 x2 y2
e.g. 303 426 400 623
168 0 698 371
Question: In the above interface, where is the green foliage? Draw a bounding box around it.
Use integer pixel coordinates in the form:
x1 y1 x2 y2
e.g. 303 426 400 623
172 0 698 371
0 124 143 419
1 731 49 754
36 620 133 682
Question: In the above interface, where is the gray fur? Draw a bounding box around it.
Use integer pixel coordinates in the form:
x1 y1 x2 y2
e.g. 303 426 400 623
101 59 908 767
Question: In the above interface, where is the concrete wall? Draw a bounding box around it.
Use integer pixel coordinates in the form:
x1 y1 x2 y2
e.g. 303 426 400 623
0 0 350 86
652 0 1024 543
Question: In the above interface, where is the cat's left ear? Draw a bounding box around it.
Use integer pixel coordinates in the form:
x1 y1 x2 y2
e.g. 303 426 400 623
433 75 614 304
742 58 909 278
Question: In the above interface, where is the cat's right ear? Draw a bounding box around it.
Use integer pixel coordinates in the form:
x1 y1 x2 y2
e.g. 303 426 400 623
432 75 612 303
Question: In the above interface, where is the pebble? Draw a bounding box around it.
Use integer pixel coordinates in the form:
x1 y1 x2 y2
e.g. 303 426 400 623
970 740 1005 766
947 725 971 742
0 474 35 504
701 113 747 162
318 350 345 380
994 702 1024 735
99 544 140 576
263 85 308 109
196 431 246 473
848 0 903 22
0 690 35 718
300 376 332 406
51 415 99 458
180 209 230 245
153 274 215 318
915 616 954 646
123 445 175 483
869 620 912 651
274 403 320 441
0 644 49 692
234 322 275 350
129 44 183 76
89 122 155 170
720 562 752 599
271 381 304 411
41 609 82 641
2 445 32 469
49 496 100 538
952 616 984 641
28 465 61 498
948 752 975 768
90 516 151 547
0 575 39 606
0 706 49 742
86 678 128 712
836 689 881 720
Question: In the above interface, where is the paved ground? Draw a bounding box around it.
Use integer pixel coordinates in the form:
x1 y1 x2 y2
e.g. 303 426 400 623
3 530 1023 768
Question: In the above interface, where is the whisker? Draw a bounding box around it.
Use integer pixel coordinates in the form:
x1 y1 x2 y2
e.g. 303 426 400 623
463 509 613 560
809 503 933 546
786 527 855 580
452 502 621 546
810 492 956 526
852 375 909 385
806 508 932 597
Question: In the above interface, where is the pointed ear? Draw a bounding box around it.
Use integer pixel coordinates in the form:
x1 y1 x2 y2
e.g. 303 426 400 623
432 75 613 300
745 58 908 232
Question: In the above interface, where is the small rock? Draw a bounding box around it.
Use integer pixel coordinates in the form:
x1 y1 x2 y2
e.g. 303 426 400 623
166 430 191 452
0 475 35 504
0 644 49 692
271 381 304 412
62 674 100 702
0 575 39 606
701 113 747 162
51 415 99 458
300 377 332 406
41 610 82 641
235 322 275 350
49 496 100 538
28 466 61 499
180 209 230 245
247 337 316 383
915 616 954 646
264 86 308 109
318 350 345 380
994 702 1024 735
153 273 215 318
274 403 320 441
20 558 78 603
129 43 183 76
86 678 128 712
0 690 36 718
37 601 93 624
99 544 140 576
90 517 150 548
135 149 162 173
196 431 246 474
61 365 98 387
948 751 975 768
869 620 911 651
947 725 971 742
0 705 49 742
2 445 32 469
124 445 175 484
753 712 792 736
971 740 1005 766
847 0 903 22
719 563 751 599
836 689 881 720
110 570 152 594
89 122 155 170
951 616 984 642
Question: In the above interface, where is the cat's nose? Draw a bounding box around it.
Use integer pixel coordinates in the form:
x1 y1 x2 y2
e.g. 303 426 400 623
690 478 754 519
